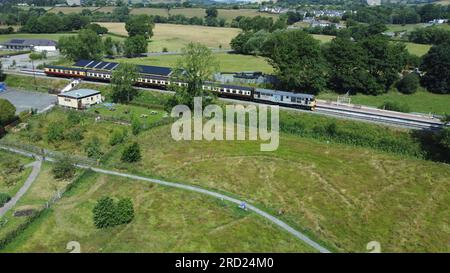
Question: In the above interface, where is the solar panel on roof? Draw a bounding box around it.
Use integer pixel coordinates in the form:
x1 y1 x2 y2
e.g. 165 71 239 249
10 39 25 44
87 61 100 68
138 65 172 76
73 60 90 67
105 62 118 70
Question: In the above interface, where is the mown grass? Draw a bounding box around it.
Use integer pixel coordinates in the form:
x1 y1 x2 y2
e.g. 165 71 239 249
113 52 273 73
103 122 450 253
2 171 315 252
317 88 450 115
87 103 166 125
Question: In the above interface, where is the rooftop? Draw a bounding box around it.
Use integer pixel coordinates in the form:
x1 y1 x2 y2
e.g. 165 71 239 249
73 59 172 76
1 39 57 47
59 89 100 99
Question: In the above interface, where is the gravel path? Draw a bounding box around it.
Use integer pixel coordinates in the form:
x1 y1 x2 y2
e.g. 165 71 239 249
0 146 331 253
0 159 42 218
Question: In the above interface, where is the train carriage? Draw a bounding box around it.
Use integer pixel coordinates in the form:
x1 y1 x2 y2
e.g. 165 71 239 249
43 60 316 111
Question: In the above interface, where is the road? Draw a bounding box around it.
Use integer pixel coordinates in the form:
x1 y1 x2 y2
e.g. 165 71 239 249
0 159 42 218
0 145 332 253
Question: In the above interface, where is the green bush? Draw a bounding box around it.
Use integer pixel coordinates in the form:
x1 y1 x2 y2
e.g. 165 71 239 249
109 129 127 146
0 99 16 126
121 142 141 163
379 101 411 113
131 116 141 135
93 197 135 229
65 127 84 142
84 137 103 159
47 122 65 142
396 73 420 94
0 193 11 208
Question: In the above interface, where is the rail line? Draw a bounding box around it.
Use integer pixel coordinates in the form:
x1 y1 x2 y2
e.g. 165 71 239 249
6 69 447 131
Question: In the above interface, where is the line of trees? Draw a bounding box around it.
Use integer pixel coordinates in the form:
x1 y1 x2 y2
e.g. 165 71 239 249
231 21 449 95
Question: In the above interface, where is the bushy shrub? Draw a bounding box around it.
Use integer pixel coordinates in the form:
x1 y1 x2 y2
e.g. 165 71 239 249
93 197 135 229
379 101 411 113
109 129 127 146
47 122 64 142
67 111 82 125
121 142 141 163
84 137 103 159
0 193 11 208
131 116 141 135
65 127 84 142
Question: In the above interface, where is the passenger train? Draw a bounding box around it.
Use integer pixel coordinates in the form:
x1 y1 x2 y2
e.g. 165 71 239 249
44 60 316 110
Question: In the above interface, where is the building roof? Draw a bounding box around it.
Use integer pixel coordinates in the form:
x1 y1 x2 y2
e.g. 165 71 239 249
59 89 100 99
1 39 57 47
73 59 172 76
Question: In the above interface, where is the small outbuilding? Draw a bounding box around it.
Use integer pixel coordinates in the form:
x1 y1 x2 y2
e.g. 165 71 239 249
58 89 102 110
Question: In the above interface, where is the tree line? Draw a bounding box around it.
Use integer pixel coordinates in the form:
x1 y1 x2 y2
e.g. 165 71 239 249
231 21 449 95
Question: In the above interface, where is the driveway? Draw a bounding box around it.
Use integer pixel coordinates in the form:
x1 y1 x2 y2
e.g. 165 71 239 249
0 89 56 114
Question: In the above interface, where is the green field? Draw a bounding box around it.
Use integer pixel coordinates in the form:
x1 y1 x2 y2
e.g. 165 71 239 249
87 103 166 124
318 88 450 115
403 42 432 57
114 52 273 73
0 150 33 198
101 122 450 252
0 33 76 43
97 22 240 52
2 171 315 252
0 162 75 242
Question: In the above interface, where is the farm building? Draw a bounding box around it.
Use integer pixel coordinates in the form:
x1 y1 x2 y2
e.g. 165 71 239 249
58 89 102 110
0 39 57 52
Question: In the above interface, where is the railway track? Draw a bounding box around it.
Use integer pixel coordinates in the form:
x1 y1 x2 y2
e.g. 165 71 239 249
6 69 447 131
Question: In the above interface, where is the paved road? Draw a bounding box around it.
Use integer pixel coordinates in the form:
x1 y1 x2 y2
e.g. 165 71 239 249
0 145 331 253
0 159 42 218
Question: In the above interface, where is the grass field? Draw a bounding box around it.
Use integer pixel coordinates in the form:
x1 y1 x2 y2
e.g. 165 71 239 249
87 103 166 125
318 88 450 115
403 42 432 57
114 52 273 73
97 22 240 52
0 162 75 242
103 123 450 252
2 171 315 252
48 7 99 14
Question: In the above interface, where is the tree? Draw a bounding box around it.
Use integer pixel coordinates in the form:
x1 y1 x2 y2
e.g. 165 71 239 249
131 116 141 136
167 43 218 109
124 35 147 56
111 63 139 103
262 30 328 94
112 5 129 22
205 7 218 18
0 60 5 81
125 15 153 39
230 31 253 54
396 73 420 94
58 29 104 61
324 37 376 94
121 142 141 163
93 197 134 229
104 36 115 56
93 197 117 228
52 156 75 180
86 23 108 35
116 198 134 224
420 42 450 94
0 99 16 126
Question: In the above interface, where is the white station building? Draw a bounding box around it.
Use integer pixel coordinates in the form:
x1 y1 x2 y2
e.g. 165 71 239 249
57 89 103 110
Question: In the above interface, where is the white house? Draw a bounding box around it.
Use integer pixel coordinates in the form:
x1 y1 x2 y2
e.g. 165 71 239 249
58 89 103 110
